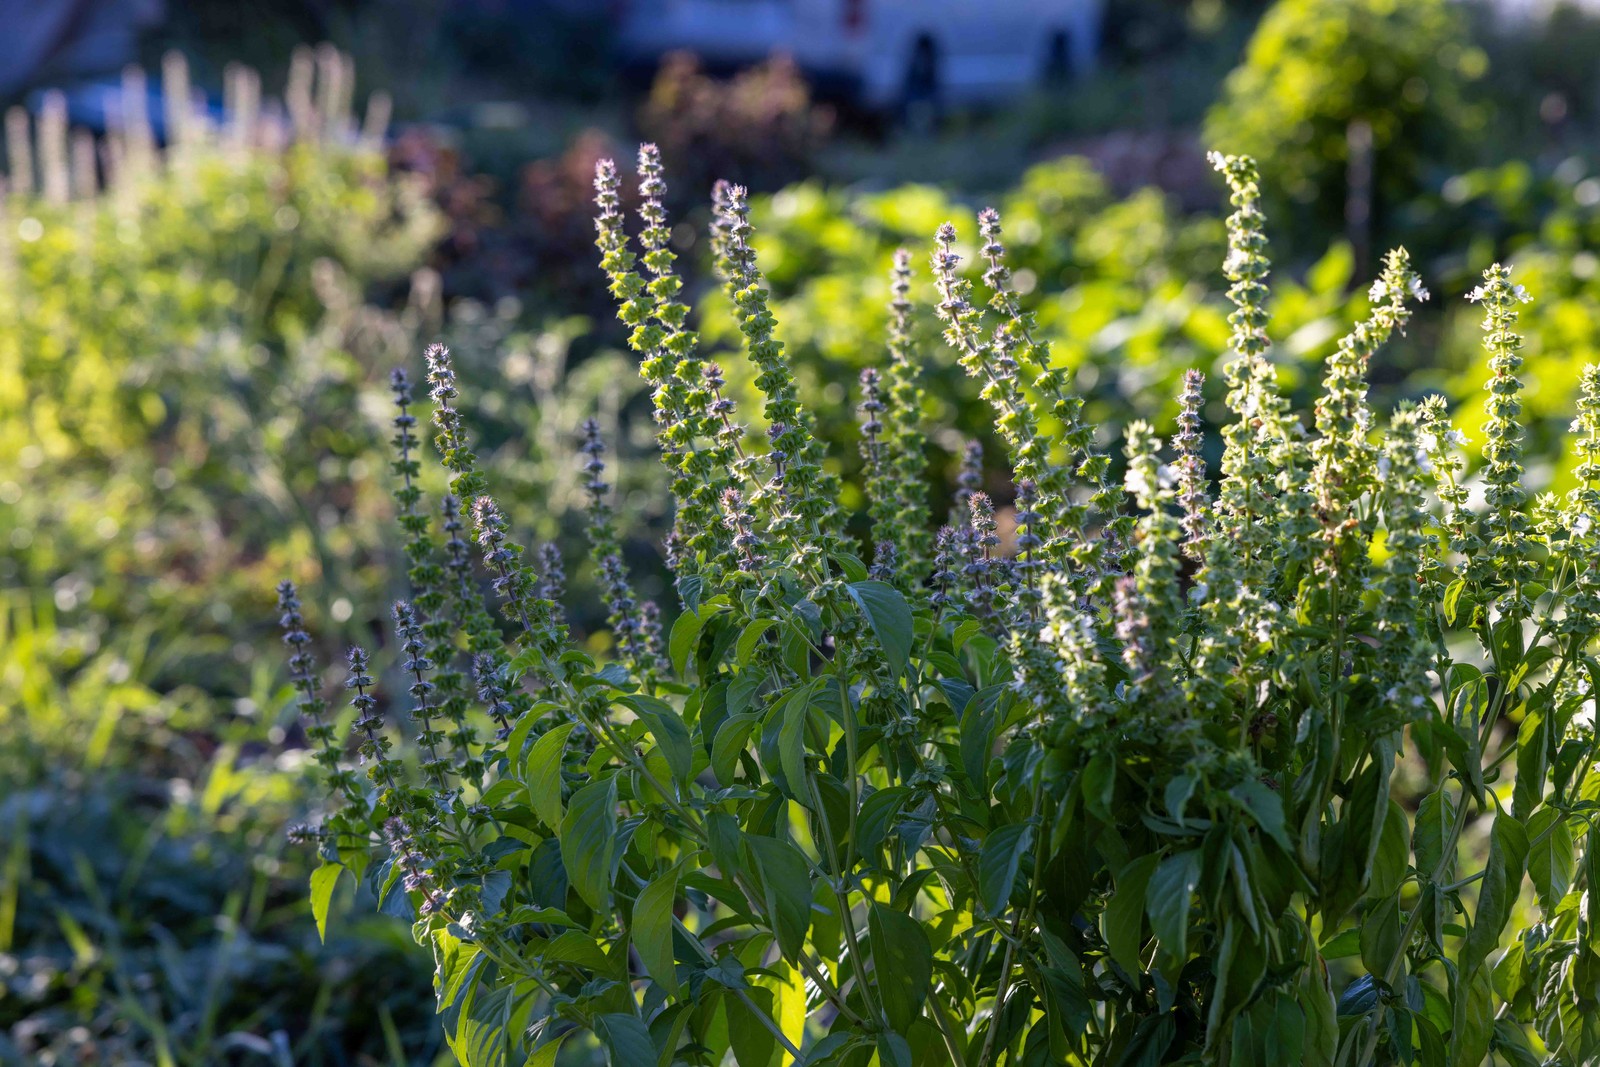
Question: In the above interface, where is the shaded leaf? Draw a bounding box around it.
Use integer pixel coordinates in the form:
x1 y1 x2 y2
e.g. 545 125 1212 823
1146 850 1200 964
1460 811 1529 981
634 866 681 996
1527 809 1575 912
1230 779 1291 851
727 987 780 1067
1413 787 1456 881
524 722 576 830
857 786 911 858
736 618 776 665
620 694 693 787
846 580 913 678
745 834 812 963
1083 750 1116 821
1105 854 1158 975
669 605 709 677
595 1013 658 1066
560 775 618 911
1368 800 1409 901
453 979 539 1067
711 712 762 787
978 823 1033 919
869 902 934 1032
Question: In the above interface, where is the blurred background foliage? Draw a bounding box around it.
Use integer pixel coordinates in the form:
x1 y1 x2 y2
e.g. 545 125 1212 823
5 0 1600 1062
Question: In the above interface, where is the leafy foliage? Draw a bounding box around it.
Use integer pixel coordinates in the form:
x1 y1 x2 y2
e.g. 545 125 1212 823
0 50 439 663
1206 0 1486 246
279 141 1600 1066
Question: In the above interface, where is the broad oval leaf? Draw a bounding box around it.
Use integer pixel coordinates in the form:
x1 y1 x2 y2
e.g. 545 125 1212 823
727 986 779 1067
1527 809 1575 912
668 605 709 678
711 712 762 787
778 683 815 797
857 785 912 858
1367 800 1410 901
736 617 776 665
528 1032 569 1067
1459 811 1529 981
1413 787 1456 881
453 979 540 1067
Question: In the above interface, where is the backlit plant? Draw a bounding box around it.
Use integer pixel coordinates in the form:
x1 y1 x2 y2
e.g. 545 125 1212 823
281 148 1600 1065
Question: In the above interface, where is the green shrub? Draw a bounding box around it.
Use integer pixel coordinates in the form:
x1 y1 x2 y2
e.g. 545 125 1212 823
0 50 439 668
1206 0 1486 252
0 50 451 1064
281 147 1600 1065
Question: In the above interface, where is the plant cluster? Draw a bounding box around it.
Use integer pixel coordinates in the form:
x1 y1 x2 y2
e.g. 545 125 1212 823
0 47 438 649
1205 0 1486 250
282 145 1600 1066
638 52 834 200
0 46 452 1064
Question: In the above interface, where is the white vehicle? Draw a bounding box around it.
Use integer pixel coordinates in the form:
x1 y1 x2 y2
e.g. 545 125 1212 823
614 0 1104 109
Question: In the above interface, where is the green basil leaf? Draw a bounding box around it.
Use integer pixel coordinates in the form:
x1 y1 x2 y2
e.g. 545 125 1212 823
1443 578 1468 626
1586 823 1600 951
560 775 618 911
978 822 1033 919
727 671 763 718
620 694 693 787
1105 854 1157 975
524 721 576 830
453 978 539 1067
877 1032 914 1067
1450 966 1495 1066
744 835 813 964
846 580 913 678
727 987 779 1067
632 866 681 997
1300 953 1338 1067
868 901 934 1033
1146 850 1200 964
1368 800 1410 901
779 684 814 798
1358 894 1401 977
857 785 912 858
711 712 762 787
736 617 776 666
1527 809 1575 912
595 1012 659 1066
669 605 709 678
1230 779 1291 851
1459 811 1529 980
309 862 345 943
1083 749 1116 822
1413 786 1456 881
528 1032 569 1067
